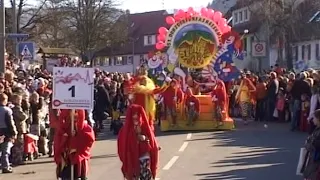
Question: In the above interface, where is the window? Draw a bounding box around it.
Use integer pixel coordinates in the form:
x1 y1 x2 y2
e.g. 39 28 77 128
292 46 298 62
307 44 311 60
233 12 238 24
128 56 133 64
114 56 123 65
243 37 247 52
302 45 305 60
316 44 320 60
104 57 111 66
239 11 243 22
244 9 248 20
99 58 104 66
122 56 128 65
147 36 152 44
144 35 155 46
140 55 145 64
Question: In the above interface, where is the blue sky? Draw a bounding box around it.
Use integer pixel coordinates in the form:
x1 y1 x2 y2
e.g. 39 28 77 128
5 0 211 13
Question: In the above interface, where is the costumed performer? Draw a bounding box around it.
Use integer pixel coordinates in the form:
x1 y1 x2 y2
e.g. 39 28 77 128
211 79 228 127
118 104 159 180
54 109 95 180
128 67 168 131
235 75 256 125
161 79 184 127
185 88 200 126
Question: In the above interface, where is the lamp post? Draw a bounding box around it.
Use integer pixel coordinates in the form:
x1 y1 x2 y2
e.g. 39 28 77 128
0 0 6 73
130 37 139 74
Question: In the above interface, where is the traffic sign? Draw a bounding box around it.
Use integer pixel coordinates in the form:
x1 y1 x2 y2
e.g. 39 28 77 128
17 42 35 61
52 67 94 110
252 42 266 57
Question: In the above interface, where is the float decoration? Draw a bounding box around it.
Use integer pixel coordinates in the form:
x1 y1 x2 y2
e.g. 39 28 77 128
147 51 168 87
155 8 231 69
212 31 244 81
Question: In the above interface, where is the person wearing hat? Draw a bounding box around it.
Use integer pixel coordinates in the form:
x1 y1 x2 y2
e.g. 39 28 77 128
289 72 311 131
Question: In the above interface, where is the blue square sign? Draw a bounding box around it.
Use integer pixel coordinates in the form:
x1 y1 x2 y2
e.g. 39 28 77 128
17 42 35 61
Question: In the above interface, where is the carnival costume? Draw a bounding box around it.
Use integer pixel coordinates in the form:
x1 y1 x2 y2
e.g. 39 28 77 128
54 109 95 180
118 104 159 180
211 79 228 123
128 68 167 130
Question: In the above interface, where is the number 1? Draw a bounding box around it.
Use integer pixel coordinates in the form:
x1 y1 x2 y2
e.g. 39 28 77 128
68 85 75 97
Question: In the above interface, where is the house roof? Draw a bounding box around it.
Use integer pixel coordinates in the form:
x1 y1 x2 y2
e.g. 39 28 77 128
96 10 170 57
38 48 75 55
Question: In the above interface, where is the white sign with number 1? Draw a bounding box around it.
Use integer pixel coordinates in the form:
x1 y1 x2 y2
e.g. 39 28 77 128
52 67 94 110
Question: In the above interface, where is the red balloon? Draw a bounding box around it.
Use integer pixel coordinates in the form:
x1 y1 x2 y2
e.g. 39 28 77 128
157 34 166 42
158 27 168 35
200 7 208 16
213 11 223 22
156 42 165 50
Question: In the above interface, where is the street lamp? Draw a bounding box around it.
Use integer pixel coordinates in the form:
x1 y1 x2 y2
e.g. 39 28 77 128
129 37 139 73
0 0 6 73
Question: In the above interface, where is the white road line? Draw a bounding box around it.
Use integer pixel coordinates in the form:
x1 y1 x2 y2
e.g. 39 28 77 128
186 133 192 140
162 156 179 170
179 142 189 152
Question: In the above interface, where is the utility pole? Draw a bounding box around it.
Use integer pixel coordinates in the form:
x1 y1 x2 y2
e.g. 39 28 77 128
0 0 6 73
12 0 17 56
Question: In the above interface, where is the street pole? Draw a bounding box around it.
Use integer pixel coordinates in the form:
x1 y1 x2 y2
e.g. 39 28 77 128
132 40 135 74
0 0 6 73
12 0 17 56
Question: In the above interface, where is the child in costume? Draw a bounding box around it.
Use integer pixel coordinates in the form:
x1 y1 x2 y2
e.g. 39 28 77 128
185 88 200 126
118 104 159 180
54 109 95 180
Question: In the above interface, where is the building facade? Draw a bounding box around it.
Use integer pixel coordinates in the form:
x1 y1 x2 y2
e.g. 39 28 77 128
94 10 169 73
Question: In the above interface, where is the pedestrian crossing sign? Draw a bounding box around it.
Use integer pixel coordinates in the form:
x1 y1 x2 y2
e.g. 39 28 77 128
17 42 35 61
21 45 32 58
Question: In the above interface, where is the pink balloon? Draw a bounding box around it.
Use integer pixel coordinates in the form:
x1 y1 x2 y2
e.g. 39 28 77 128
213 11 223 22
166 16 175 25
158 27 168 35
200 7 208 16
157 34 166 42
187 7 194 14
218 18 227 26
207 9 215 19
156 42 165 50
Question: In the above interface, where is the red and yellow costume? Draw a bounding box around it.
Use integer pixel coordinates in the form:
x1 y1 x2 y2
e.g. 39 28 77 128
127 73 167 130
54 109 95 179
118 104 159 180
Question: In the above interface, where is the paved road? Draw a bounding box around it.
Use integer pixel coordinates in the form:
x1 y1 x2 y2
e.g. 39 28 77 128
1 121 306 180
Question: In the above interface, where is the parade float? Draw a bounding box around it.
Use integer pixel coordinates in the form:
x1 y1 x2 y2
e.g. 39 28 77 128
146 7 244 131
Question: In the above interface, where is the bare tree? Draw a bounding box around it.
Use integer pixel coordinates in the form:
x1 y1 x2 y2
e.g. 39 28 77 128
57 0 128 60
244 0 320 68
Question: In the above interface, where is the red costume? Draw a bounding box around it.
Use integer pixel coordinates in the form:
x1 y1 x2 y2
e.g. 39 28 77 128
300 100 310 132
211 80 228 113
162 80 184 109
54 109 95 179
118 104 159 180
185 89 200 113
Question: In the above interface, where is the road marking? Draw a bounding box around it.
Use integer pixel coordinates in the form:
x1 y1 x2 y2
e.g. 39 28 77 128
179 142 189 152
162 156 179 170
186 133 192 140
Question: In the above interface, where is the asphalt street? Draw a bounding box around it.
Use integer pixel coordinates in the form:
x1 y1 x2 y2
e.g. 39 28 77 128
1 120 306 180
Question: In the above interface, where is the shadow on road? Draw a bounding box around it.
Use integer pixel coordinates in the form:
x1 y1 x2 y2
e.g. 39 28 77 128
194 122 306 180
